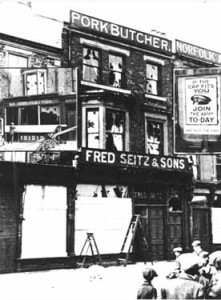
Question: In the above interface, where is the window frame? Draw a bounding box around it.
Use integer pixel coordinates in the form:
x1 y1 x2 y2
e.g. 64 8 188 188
23 69 47 96
145 113 168 155
108 52 125 89
82 46 100 84
82 105 129 151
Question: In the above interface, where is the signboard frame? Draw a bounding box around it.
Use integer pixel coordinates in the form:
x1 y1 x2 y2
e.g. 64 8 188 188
174 67 221 154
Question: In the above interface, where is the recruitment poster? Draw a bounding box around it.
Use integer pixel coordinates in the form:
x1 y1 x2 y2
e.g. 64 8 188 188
184 76 220 135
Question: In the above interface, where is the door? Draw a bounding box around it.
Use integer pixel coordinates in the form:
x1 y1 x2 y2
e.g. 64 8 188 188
134 205 166 261
192 207 211 252
148 206 166 260
0 186 17 273
167 212 183 259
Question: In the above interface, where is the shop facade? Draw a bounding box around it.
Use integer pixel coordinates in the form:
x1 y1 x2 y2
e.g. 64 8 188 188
76 148 193 261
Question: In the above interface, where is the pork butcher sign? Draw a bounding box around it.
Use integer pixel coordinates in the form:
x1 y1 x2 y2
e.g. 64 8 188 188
82 148 189 171
184 76 221 135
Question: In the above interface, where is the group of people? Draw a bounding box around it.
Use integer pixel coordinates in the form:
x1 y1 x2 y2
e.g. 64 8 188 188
137 240 221 299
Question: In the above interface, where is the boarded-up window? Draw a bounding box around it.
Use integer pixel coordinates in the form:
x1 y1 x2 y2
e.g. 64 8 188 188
21 185 67 258
75 184 132 254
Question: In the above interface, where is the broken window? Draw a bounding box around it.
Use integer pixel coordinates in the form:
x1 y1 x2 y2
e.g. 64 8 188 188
146 120 163 155
86 108 100 148
169 194 182 212
83 46 99 83
146 63 159 95
109 54 123 88
23 69 46 95
40 105 60 125
106 109 125 151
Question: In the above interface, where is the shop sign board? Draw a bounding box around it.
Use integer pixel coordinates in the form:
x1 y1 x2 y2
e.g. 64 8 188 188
176 40 221 65
82 148 189 172
70 11 172 55
174 67 221 154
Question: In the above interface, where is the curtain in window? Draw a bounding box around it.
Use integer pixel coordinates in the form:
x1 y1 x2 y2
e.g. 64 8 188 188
83 47 99 83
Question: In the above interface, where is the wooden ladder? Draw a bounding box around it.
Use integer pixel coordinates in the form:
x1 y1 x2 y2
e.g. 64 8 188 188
118 214 152 266
77 232 102 268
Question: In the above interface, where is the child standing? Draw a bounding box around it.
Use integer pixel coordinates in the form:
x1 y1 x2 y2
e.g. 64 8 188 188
137 268 158 299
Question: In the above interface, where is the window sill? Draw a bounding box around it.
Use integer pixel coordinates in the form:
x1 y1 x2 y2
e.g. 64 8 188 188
145 94 167 101
81 81 131 95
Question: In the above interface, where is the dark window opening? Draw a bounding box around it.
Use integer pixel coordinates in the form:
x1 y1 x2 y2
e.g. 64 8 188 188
6 107 18 125
21 107 38 125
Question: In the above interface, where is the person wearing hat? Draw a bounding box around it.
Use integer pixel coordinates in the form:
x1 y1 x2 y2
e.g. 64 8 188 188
137 268 158 299
207 256 221 299
160 253 206 299
198 251 217 284
192 240 203 256
166 247 183 279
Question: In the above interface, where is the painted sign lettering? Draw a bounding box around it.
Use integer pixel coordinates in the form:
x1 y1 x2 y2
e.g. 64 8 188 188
82 148 189 171
176 40 221 65
70 11 172 55
183 76 220 135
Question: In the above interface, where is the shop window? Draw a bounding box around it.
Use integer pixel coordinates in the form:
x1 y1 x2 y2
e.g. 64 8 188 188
109 54 124 88
20 106 38 125
169 194 182 212
83 46 99 83
40 106 60 125
23 69 47 95
6 107 18 125
106 109 125 151
86 108 100 148
146 63 160 95
146 120 163 155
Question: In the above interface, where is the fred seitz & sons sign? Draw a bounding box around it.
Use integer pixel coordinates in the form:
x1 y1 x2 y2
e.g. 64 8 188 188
82 149 189 171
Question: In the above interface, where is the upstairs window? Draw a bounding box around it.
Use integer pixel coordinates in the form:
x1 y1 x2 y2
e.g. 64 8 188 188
23 69 47 95
109 54 124 88
146 120 163 155
146 63 160 95
83 47 99 83
106 109 125 151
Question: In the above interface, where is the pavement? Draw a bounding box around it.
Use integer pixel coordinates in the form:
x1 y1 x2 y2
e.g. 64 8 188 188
0 260 174 300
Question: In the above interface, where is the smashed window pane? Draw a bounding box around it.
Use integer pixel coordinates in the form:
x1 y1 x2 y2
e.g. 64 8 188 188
40 106 60 125
146 121 163 155
87 109 100 148
109 54 123 88
146 63 159 95
83 47 99 83
106 109 125 151
25 71 46 95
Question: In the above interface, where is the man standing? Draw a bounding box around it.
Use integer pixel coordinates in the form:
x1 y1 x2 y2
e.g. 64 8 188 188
160 253 206 299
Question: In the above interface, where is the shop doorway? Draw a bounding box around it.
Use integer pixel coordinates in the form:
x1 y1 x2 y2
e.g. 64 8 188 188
134 205 166 261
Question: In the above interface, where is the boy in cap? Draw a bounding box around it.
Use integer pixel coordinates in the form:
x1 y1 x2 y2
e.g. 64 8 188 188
137 267 158 299
166 247 183 279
